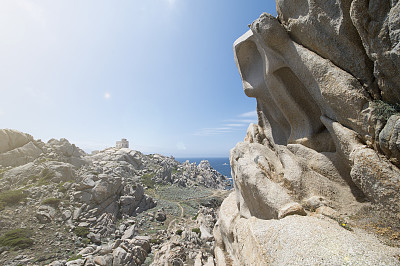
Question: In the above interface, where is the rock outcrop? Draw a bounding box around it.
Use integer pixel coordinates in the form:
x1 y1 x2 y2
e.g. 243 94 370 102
0 130 229 265
215 1 400 265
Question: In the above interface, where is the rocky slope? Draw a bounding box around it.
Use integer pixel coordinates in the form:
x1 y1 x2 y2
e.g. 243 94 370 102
0 129 229 265
214 1 400 265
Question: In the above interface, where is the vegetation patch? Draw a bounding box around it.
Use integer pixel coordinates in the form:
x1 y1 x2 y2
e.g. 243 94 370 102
0 189 26 205
0 228 34 249
41 198 61 207
73 226 90 238
335 219 353 232
175 229 183 235
0 167 7 179
29 168 56 186
192 227 201 237
67 254 83 262
81 238 90 245
372 100 400 121
171 167 179 175
150 238 162 245
140 173 156 189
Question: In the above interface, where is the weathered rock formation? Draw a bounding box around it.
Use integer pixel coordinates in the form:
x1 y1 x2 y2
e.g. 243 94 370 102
215 1 400 265
0 130 229 265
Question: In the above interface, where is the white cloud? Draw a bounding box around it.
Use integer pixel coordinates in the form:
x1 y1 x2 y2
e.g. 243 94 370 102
224 119 256 124
224 123 247 127
194 127 236 136
239 110 257 118
176 141 186 150
104 92 111 99
194 111 257 136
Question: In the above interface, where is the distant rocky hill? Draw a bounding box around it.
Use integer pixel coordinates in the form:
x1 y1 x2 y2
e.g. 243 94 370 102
0 129 229 265
214 1 400 265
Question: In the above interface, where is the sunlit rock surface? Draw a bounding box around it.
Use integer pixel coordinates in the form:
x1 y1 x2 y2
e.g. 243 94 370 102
214 1 400 265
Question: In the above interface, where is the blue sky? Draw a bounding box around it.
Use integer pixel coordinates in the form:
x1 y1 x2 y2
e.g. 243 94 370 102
0 0 277 157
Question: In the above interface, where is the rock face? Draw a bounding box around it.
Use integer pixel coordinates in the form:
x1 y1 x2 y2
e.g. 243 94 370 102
215 1 400 264
0 130 230 265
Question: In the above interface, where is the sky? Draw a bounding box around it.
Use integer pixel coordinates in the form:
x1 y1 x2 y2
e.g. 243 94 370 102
0 0 277 157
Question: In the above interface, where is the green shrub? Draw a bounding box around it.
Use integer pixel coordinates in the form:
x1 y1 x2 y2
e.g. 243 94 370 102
57 181 72 193
58 186 67 193
0 229 34 249
150 238 162 245
0 190 26 205
175 229 183 235
28 168 56 186
338 221 353 231
81 238 90 245
0 201 4 211
192 213 199 221
73 226 89 238
140 173 156 189
41 198 61 207
0 168 6 179
191 228 201 237
171 167 178 175
68 254 82 261
372 100 400 121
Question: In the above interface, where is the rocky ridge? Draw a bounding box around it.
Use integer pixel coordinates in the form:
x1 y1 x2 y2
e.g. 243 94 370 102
0 129 229 265
214 1 400 265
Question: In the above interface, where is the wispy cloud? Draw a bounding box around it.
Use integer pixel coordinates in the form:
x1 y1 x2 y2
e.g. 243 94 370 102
194 111 257 136
224 119 256 124
194 127 236 136
224 123 248 127
239 110 257 118
104 92 111 99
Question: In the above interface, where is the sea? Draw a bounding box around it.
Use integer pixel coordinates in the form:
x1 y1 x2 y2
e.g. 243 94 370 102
175 157 233 186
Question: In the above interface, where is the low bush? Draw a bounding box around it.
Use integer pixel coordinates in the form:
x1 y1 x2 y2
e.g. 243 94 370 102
150 238 162 245
175 229 183 235
73 226 89 238
68 254 82 262
0 228 34 249
191 228 201 237
0 168 6 179
0 190 26 205
372 100 400 121
140 173 156 189
41 198 61 207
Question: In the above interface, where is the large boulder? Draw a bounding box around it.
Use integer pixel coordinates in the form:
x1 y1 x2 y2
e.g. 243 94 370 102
276 0 376 97
0 129 34 154
215 3 400 264
214 193 400 265
351 0 400 103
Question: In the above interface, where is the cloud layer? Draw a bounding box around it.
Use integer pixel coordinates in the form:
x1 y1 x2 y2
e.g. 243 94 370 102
194 111 257 136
